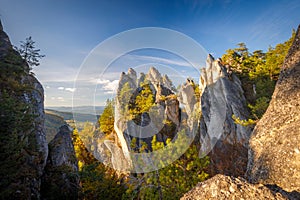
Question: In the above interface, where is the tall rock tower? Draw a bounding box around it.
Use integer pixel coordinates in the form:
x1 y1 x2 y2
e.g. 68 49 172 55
0 20 48 199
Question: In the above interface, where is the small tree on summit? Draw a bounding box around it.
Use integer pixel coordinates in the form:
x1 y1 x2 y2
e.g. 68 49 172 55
15 36 45 70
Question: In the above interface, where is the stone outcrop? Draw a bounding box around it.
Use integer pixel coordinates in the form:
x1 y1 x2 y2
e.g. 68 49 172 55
179 80 197 120
20 74 49 198
183 27 300 200
199 55 253 176
0 20 48 199
0 21 80 199
247 25 300 193
178 79 200 133
181 174 286 200
41 125 79 199
0 20 12 59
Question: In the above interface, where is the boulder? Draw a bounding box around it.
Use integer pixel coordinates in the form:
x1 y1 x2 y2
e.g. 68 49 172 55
41 125 79 199
247 25 300 192
181 174 286 200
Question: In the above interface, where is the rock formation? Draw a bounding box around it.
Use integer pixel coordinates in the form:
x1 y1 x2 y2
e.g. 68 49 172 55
181 174 286 200
0 20 80 199
178 80 198 131
199 54 253 176
0 20 48 199
95 67 180 172
247 25 300 193
0 20 11 59
41 125 79 199
182 27 300 200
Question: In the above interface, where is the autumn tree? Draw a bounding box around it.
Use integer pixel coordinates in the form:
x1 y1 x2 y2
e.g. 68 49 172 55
72 128 126 199
79 122 95 151
99 99 115 135
72 128 96 170
128 81 155 126
124 130 209 199
118 82 133 116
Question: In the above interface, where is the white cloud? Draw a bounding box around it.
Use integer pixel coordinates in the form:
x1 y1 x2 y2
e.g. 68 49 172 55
129 55 195 68
65 88 76 92
58 87 65 90
46 85 50 89
97 79 110 84
104 90 115 94
57 97 64 101
83 78 119 94
85 72 122 85
102 80 119 91
94 79 119 94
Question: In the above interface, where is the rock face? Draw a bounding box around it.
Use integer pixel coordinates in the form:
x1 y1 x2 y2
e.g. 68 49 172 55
20 74 49 198
247 26 300 192
178 80 199 131
0 20 12 59
0 21 80 199
0 20 48 199
181 174 286 200
41 125 79 199
199 55 252 176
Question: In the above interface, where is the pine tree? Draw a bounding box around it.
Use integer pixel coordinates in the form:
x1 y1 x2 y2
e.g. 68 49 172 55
72 128 126 199
14 36 45 71
124 130 209 200
222 29 295 121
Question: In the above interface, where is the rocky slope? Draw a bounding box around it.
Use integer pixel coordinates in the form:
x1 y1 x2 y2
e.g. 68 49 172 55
199 54 253 176
247 25 300 193
45 111 66 143
181 174 286 200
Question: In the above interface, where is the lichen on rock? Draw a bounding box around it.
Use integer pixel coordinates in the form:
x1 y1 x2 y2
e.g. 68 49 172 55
247 25 300 193
181 174 287 200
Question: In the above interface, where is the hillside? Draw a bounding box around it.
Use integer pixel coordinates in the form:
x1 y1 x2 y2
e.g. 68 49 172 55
46 106 104 115
44 110 66 143
45 109 100 126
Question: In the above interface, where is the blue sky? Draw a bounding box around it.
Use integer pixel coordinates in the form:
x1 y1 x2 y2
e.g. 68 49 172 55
0 0 299 106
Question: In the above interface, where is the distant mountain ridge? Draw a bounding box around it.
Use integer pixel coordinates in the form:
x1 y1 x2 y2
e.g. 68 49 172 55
46 106 105 115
